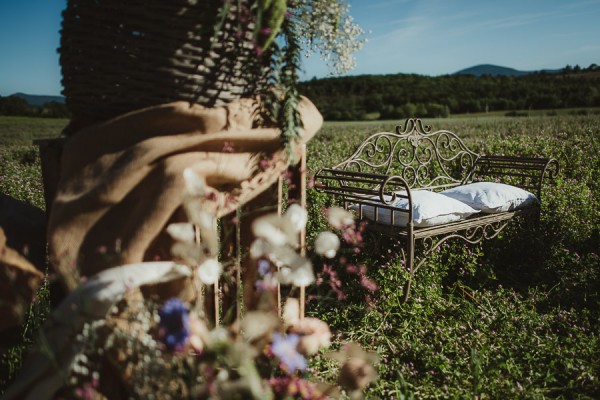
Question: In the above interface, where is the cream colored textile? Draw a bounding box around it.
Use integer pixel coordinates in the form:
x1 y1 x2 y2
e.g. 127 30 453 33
48 97 322 289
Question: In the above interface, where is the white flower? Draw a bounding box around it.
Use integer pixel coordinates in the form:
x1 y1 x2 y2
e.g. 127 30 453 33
252 213 298 247
291 0 367 75
171 242 202 265
282 298 301 327
314 231 340 258
181 205 219 257
288 317 332 356
241 311 279 342
166 222 195 243
196 212 219 257
195 210 215 231
277 255 315 287
196 258 222 285
250 238 271 259
250 238 295 267
285 204 308 233
183 168 206 197
189 315 209 352
183 199 215 232
270 245 302 269
327 206 355 229
179 168 219 257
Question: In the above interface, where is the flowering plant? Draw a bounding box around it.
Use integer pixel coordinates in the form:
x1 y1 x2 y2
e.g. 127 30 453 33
252 0 367 154
3 3 371 398
45 168 378 400
287 0 367 75
204 0 366 155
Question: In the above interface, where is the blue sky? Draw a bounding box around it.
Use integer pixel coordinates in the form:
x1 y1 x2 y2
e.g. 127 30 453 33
1 0 599 96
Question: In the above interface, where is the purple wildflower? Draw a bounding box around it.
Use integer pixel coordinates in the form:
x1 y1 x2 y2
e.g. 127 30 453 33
271 333 307 373
360 275 378 292
258 259 271 276
158 298 190 351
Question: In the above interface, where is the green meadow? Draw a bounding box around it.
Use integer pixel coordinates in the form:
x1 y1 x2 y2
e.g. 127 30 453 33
1 114 599 398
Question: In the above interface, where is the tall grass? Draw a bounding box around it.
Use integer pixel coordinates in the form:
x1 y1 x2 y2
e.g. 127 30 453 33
0 116 67 146
306 115 599 399
1 115 598 398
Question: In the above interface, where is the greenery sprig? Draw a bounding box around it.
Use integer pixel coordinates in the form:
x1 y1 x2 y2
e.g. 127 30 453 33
222 0 367 161
264 17 304 162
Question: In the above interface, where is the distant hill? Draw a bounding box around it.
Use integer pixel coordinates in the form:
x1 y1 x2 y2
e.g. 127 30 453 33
9 92 65 107
454 64 561 77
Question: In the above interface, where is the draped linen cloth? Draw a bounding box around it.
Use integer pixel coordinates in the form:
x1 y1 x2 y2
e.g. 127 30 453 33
48 97 322 290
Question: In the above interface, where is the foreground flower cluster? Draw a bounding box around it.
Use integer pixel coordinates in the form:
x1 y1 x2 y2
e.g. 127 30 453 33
289 0 367 74
61 169 377 399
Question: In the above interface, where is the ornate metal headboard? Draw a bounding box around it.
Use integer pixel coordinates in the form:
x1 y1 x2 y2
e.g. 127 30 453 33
333 119 479 190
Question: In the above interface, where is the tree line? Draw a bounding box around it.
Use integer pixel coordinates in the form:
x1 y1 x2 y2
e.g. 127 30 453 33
3 64 598 121
299 65 600 121
0 95 70 118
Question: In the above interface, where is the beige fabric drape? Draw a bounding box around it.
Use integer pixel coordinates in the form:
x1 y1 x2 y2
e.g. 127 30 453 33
48 97 322 289
0 227 44 332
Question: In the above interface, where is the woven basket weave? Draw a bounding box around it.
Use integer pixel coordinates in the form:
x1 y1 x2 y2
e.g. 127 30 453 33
59 0 271 130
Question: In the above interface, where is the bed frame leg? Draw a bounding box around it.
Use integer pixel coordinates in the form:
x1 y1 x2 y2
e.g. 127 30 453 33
402 225 415 303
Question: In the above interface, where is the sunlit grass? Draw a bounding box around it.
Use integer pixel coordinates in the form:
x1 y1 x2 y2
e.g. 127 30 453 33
0 116 67 146
1 114 598 398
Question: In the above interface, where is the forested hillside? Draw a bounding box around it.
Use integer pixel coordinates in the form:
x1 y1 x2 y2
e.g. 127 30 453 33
0 95 69 118
3 67 599 121
299 67 600 120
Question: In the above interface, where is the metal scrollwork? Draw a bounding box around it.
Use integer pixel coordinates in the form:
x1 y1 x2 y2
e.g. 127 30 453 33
415 142 434 165
460 152 476 172
402 166 417 187
395 146 413 169
379 175 409 204
343 160 364 173
413 220 511 273
416 165 429 185
338 133 399 174
407 131 421 148
334 119 479 189
544 158 560 180
396 118 432 136
319 118 557 303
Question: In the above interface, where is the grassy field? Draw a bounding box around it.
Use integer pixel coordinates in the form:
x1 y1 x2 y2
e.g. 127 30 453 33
1 115 599 398
0 116 68 146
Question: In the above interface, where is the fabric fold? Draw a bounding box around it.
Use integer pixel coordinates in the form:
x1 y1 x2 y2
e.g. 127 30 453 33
48 97 322 289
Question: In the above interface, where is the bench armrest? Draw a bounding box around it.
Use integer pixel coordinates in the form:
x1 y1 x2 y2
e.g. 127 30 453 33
314 168 412 203
315 168 418 226
468 155 559 200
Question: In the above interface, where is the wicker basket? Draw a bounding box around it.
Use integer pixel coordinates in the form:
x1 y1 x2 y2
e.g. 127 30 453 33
59 0 271 130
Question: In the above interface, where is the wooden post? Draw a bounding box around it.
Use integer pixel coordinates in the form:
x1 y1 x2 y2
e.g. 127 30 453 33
299 145 307 320
276 176 284 316
287 144 307 319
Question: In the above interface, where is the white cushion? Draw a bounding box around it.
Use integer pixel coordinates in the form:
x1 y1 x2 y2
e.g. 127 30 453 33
351 190 479 227
440 182 538 213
